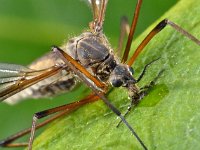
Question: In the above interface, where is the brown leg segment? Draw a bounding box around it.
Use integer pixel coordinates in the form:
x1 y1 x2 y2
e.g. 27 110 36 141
121 0 143 63
52 46 106 90
127 19 200 66
0 93 99 148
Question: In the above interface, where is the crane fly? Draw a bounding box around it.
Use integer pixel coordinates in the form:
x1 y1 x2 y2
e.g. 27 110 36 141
0 0 200 150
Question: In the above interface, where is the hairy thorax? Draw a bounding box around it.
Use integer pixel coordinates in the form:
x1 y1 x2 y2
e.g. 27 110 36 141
63 32 117 83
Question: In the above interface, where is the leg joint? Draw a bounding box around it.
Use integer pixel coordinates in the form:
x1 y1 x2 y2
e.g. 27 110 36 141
155 18 168 31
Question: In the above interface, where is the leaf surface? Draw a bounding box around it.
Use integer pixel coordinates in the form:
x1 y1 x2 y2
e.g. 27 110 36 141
30 0 200 149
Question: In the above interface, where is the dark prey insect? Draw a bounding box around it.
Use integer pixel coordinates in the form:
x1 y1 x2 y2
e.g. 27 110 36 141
0 0 200 150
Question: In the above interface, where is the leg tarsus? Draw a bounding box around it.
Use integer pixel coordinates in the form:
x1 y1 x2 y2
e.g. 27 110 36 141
166 19 200 45
127 18 200 66
0 93 99 149
28 115 38 150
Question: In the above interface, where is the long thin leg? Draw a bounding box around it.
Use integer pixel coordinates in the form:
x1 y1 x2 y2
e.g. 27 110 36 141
117 16 130 57
117 69 164 127
91 0 99 21
0 93 99 148
0 111 68 148
121 0 143 63
127 19 200 66
53 47 148 150
90 0 108 32
97 0 108 27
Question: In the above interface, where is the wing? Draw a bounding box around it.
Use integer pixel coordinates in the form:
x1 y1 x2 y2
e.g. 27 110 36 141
0 63 34 96
0 62 67 103
1 50 79 104
28 75 77 100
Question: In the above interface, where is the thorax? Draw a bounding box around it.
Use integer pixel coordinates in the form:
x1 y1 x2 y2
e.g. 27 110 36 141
63 32 117 83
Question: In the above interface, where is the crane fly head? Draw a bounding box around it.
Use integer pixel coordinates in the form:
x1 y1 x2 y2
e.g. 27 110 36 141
109 64 136 88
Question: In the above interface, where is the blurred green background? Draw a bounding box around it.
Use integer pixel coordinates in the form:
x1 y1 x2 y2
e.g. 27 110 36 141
0 0 177 149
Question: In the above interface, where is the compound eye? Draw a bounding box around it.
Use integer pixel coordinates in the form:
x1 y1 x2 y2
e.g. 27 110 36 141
129 67 134 74
111 79 123 87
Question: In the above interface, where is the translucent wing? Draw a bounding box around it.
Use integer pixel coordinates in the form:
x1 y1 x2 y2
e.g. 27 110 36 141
87 0 101 20
0 63 65 103
26 51 77 100
0 63 34 95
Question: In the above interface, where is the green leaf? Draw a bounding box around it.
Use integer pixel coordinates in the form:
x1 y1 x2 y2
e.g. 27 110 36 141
33 0 199 149
0 1 176 149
